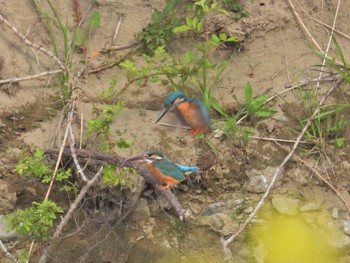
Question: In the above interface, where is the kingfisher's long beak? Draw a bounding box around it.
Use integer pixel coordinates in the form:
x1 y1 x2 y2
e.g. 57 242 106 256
125 155 145 162
155 105 175 123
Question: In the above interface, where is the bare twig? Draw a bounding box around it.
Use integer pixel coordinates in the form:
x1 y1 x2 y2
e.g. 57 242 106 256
312 17 350 40
112 14 123 44
100 43 139 53
44 102 74 200
0 13 66 70
45 148 188 220
220 79 342 260
250 136 312 145
69 123 88 182
286 0 324 53
0 69 63 87
38 166 104 263
315 0 341 91
0 240 19 263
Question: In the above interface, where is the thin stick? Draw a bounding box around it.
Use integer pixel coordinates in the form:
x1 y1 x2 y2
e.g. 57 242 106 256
312 17 350 40
0 69 63 86
286 0 324 53
220 79 341 259
38 166 103 263
0 240 19 263
265 76 335 104
100 43 139 53
79 113 83 149
112 14 122 44
250 135 312 145
315 0 341 91
0 14 66 70
69 122 88 182
25 240 35 263
44 102 74 200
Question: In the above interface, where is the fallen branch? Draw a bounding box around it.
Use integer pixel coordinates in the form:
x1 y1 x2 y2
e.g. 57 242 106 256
220 78 342 261
0 240 19 263
38 166 104 263
0 69 63 87
112 14 123 44
0 13 66 70
45 148 187 220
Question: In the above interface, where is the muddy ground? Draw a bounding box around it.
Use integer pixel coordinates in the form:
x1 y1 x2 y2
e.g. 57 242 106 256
1 0 350 262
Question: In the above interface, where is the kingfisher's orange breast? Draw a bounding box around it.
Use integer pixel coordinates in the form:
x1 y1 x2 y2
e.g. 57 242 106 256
146 163 181 187
177 101 209 131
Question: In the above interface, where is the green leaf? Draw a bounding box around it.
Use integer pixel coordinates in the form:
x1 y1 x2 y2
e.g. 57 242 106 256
211 100 227 117
192 17 198 28
219 33 227 41
173 25 190 33
335 138 345 148
254 109 277 117
89 11 101 29
227 36 239 42
197 20 204 32
210 2 218 10
116 138 130 149
73 28 86 46
186 16 192 27
210 34 220 44
245 81 252 107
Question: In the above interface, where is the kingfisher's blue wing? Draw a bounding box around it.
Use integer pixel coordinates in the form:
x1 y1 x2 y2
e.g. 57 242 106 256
175 163 200 173
193 98 211 127
154 159 186 180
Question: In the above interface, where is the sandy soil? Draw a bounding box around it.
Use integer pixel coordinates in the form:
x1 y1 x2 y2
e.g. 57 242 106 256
1 0 350 262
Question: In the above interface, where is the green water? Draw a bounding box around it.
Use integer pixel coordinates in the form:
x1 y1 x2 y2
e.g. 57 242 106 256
251 209 343 263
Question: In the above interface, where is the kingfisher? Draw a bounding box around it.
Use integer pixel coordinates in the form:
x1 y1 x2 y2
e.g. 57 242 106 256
126 150 200 190
155 92 212 136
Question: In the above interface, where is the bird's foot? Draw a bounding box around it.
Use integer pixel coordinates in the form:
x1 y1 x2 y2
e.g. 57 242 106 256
156 184 170 191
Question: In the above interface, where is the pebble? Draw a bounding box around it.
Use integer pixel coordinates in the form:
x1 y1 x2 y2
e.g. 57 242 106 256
332 207 339 219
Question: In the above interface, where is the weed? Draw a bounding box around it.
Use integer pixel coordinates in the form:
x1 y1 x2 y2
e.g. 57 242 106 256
222 0 250 19
32 0 101 102
14 148 75 191
5 199 63 240
137 0 183 54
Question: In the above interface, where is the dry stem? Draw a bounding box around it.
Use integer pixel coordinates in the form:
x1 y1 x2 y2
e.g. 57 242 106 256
0 240 19 263
0 13 66 70
0 69 63 87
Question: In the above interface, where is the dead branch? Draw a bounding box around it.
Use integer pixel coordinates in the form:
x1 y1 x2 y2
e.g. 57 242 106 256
38 166 103 263
0 240 19 263
220 78 342 261
0 69 63 87
112 14 123 44
0 13 66 70
45 148 187 220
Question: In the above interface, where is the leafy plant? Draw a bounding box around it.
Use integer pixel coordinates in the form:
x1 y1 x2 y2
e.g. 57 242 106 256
13 148 75 191
137 0 183 54
32 0 101 102
222 0 250 19
5 199 63 240
241 81 277 119
301 100 349 149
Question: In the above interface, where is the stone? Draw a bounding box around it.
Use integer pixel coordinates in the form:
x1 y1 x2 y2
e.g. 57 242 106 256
299 202 321 212
0 215 20 240
0 181 16 214
332 207 339 219
246 169 268 193
271 195 301 215
343 220 350 236
197 213 237 235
